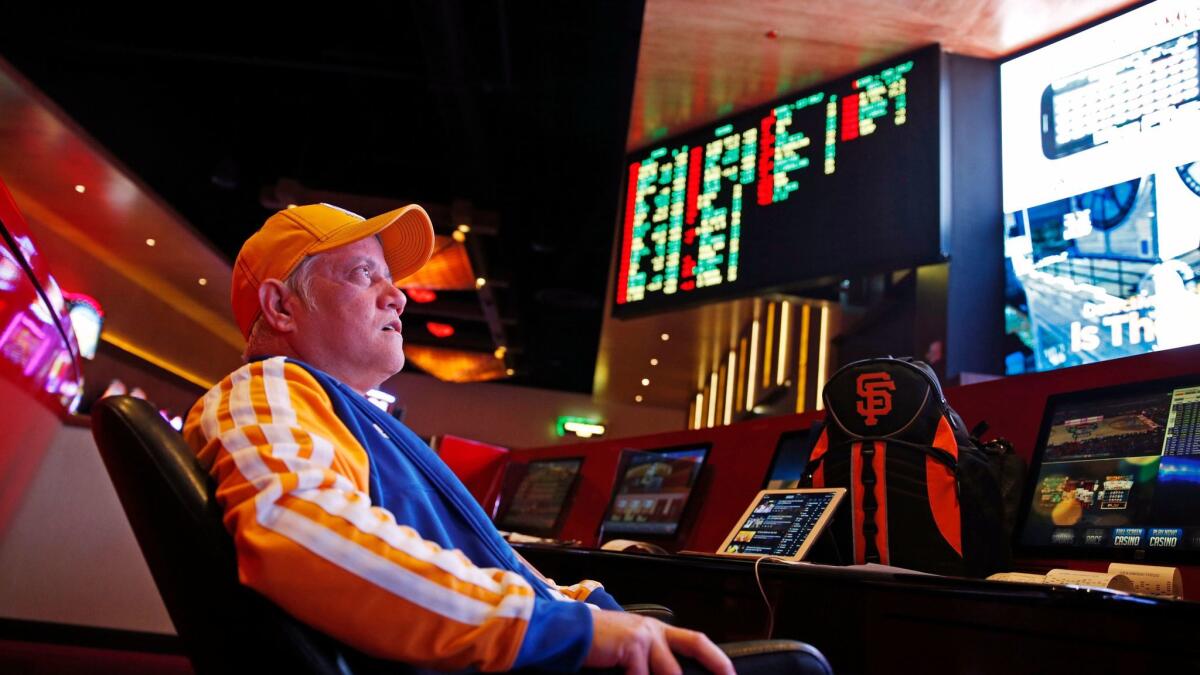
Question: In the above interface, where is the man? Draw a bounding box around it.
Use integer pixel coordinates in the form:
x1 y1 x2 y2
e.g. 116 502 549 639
184 203 734 674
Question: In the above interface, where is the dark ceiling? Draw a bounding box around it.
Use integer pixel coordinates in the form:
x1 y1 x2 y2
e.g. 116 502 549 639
0 1 644 393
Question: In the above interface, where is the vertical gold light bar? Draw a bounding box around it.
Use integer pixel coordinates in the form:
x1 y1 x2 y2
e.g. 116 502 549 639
796 304 811 413
707 371 719 428
762 302 776 388
724 350 736 425
815 305 830 411
688 398 696 430
715 362 724 425
746 301 761 410
736 337 748 412
776 301 790 385
694 392 704 429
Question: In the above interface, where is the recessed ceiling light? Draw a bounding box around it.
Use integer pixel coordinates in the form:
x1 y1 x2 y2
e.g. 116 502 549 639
145 238 156 247
452 230 466 243
494 346 507 359
74 184 86 194
475 277 487 289
650 358 658 366
506 368 515 376
635 395 643 403
641 378 650 386
660 333 670 341
456 224 471 233
198 278 208 286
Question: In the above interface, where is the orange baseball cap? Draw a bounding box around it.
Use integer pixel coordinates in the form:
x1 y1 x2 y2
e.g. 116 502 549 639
232 202 435 339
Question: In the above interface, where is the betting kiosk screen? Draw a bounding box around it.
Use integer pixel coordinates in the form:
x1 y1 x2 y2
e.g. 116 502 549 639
600 445 709 537
494 458 583 537
718 489 846 561
1017 378 1200 561
763 424 823 489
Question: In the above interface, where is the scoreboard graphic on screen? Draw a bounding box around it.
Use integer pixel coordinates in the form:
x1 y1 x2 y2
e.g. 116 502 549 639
613 46 944 317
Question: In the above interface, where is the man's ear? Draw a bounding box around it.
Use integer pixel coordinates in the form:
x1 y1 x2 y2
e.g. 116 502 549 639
258 279 298 333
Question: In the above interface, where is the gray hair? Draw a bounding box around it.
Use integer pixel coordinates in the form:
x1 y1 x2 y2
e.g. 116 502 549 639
241 254 321 361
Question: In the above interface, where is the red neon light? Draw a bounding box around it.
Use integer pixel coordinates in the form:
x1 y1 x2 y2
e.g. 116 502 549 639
426 322 455 338
616 162 640 305
405 288 437 303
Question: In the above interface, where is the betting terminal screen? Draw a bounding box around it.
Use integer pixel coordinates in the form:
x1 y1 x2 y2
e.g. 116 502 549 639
1017 377 1200 561
613 45 942 317
600 445 709 537
720 489 844 559
494 458 583 537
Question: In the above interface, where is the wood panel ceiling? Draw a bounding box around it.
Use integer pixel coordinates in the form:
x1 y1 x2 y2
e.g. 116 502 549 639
627 0 1141 150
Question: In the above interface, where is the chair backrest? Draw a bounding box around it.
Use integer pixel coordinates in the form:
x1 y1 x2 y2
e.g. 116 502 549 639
90 396 354 675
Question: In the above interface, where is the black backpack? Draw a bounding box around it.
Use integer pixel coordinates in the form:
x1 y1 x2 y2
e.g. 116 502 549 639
802 357 1011 577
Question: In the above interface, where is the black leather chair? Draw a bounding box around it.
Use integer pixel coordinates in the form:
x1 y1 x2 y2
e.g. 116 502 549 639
92 396 832 675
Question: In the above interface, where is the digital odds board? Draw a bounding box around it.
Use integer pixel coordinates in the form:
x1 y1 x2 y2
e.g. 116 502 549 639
613 46 943 317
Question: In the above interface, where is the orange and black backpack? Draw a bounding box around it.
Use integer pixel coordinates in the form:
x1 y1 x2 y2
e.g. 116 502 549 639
803 357 1011 577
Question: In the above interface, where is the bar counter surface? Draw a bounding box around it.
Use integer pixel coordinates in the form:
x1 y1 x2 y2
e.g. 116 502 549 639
517 544 1200 675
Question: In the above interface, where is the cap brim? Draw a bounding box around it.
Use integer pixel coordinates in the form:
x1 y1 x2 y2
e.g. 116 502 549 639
311 204 435 284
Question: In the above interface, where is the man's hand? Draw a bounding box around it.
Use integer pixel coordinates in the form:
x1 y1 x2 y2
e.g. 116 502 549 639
585 610 735 675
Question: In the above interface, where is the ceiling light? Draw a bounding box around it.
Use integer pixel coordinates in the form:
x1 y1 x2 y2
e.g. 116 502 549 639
74 184 86 194
505 368 515 376
660 333 670 341
287 204 298 209
494 346 507 359
641 378 650 386
198 278 208 286
456 224 471 233
475 277 487 289
635 395 643 403
452 230 466 243
650 358 658 366
145 238 156 247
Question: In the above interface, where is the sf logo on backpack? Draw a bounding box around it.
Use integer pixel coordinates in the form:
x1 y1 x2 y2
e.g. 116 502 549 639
855 372 896 426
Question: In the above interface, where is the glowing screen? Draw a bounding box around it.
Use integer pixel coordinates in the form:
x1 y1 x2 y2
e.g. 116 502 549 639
1002 2 1200 373
614 46 942 316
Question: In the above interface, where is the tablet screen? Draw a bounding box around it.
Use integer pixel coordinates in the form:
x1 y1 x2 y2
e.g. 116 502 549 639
719 489 845 560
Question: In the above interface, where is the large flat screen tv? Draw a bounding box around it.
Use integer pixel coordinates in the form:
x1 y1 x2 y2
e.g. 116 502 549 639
1002 3 1200 374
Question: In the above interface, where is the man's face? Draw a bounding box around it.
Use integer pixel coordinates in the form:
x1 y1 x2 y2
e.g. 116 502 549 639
290 235 407 391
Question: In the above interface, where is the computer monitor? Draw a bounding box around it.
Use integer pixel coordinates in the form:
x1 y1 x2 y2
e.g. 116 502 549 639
1015 376 1200 562
493 457 584 537
600 444 710 539
763 423 824 489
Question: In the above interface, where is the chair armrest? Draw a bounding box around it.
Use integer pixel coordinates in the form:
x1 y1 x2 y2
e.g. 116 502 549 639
620 603 675 624
699 639 833 675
